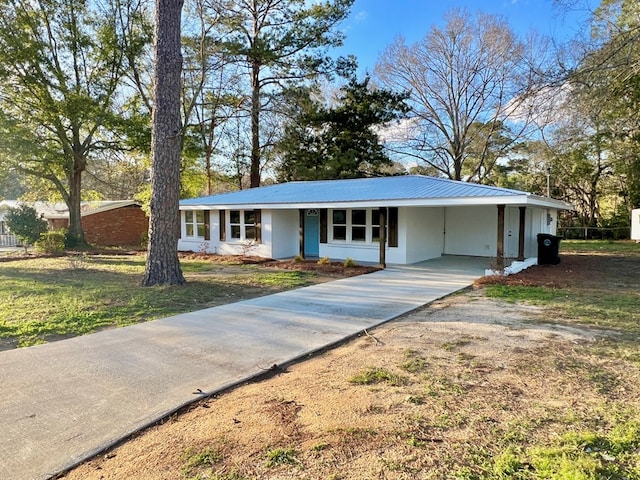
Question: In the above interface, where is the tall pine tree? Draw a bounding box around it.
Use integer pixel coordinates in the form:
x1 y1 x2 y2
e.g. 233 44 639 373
277 77 409 181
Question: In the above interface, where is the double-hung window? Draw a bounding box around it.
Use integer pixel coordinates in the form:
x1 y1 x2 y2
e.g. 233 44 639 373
332 209 347 241
351 209 367 242
244 211 257 240
330 208 380 243
229 210 242 239
185 210 206 238
227 209 261 242
322 207 397 247
371 209 382 243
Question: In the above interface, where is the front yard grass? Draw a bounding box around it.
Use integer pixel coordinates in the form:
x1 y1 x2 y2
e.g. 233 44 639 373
60 240 640 479
0 254 317 349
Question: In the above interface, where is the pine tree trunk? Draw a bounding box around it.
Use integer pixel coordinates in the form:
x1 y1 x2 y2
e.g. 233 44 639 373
249 61 261 188
142 0 185 287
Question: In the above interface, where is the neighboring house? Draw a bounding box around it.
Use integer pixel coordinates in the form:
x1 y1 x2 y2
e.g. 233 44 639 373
0 211 20 247
632 208 640 242
178 175 572 266
0 200 148 247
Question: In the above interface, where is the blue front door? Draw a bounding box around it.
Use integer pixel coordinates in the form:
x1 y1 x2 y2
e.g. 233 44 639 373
304 209 320 257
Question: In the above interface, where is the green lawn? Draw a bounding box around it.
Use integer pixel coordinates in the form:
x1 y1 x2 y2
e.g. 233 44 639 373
0 255 317 348
560 238 640 254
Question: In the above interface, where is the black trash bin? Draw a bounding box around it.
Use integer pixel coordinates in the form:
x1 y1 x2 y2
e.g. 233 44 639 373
537 233 561 265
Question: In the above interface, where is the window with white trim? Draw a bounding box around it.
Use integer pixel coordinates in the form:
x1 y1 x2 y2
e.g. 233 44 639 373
329 208 386 243
228 209 260 242
185 210 206 238
244 210 256 240
230 210 242 239
332 209 347 241
372 209 381 243
351 209 366 242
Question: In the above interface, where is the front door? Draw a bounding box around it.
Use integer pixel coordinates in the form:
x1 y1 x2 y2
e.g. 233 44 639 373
304 209 320 257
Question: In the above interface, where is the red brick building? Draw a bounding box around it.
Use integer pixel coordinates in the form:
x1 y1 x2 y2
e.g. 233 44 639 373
79 202 149 246
1 200 149 247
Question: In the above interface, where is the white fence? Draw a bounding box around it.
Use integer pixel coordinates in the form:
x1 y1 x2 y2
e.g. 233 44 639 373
0 234 20 247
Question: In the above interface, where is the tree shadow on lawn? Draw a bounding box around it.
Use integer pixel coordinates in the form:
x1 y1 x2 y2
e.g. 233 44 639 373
0 261 324 349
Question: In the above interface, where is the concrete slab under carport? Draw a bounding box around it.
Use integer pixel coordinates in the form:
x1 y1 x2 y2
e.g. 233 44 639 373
0 255 488 480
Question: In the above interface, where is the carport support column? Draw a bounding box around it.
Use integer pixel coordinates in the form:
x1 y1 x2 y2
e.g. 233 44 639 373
299 209 305 259
497 204 505 269
518 206 526 261
379 207 387 268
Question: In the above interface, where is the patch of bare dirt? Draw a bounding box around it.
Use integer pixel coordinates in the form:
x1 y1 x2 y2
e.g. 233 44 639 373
61 253 640 479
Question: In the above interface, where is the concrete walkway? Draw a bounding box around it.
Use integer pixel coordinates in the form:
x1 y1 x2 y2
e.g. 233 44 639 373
0 256 488 480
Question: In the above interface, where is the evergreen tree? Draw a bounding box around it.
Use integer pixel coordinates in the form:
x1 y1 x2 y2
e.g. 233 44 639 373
5 205 48 252
277 77 409 181
209 0 355 187
142 0 186 287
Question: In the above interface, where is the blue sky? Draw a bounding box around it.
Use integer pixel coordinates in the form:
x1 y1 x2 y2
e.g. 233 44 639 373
334 0 598 73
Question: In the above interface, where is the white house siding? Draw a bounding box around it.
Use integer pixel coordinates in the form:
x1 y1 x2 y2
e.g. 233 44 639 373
444 206 497 257
632 209 640 241
404 207 445 264
525 208 538 258
319 240 403 264
529 207 557 255
217 209 272 258
444 206 555 259
177 204 558 262
319 207 405 264
318 206 444 265
178 209 273 257
547 208 558 235
505 207 549 258
270 209 299 259
505 207 520 258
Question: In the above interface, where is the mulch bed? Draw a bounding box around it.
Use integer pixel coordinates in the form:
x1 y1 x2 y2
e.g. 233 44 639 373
1 250 380 278
179 252 381 277
476 252 640 289
261 258 381 277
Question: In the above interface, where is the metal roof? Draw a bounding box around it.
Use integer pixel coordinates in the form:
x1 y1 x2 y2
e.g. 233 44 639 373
180 176 572 210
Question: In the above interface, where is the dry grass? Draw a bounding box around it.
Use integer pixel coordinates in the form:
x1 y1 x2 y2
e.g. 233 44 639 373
61 245 640 479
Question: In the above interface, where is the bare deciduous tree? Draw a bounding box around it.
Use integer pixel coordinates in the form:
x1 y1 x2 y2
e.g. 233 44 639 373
375 9 545 182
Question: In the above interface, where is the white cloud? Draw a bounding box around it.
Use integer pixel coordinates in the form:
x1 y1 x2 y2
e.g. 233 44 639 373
374 117 421 143
502 83 572 127
354 10 368 23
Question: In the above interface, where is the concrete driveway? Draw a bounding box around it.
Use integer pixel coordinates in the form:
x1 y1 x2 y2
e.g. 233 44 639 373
0 256 487 480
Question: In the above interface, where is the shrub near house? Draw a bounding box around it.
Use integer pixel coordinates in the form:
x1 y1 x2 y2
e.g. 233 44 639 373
4 205 48 251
